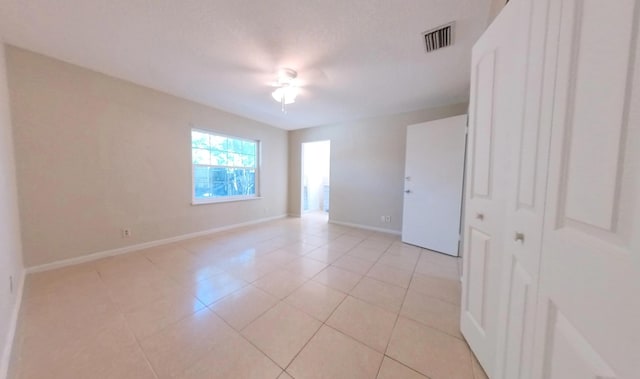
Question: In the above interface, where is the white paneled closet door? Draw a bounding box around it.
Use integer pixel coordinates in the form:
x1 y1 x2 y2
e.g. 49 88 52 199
530 1 640 378
464 0 640 378
459 1 525 375
492 0 552 378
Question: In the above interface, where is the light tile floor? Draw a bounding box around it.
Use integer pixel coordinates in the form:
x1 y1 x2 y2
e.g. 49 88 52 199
9 214 488 379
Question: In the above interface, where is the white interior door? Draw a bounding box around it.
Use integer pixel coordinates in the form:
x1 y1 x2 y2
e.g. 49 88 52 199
531 1 640 378
460 2 523 375
401 115 466 256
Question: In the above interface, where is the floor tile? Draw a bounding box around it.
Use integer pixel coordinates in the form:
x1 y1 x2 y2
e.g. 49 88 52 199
304 246 345 263
280 242 318 255
145 246 202 273
347 246 385 262
226 259 280 282
350 277 407 313
366 263 413 288
179 331 282 379
415 252 460 280
210 285 279 330
285 257 328 278
17 314 138 379
312 266 362 293
327 296 397 353
409 273 461 305
242 302 321 368
19 284 117 341
386 317 473 379
19 340 156 379
401 289 462 339
104 274 187 312
123 291 206 339
185 272 248 305
376 251 419 272
357 238 393 252
285 281 346 321
288 325 383 379
332 255 375 275
95 253 164 287
253 269 308 299
278 371 295 379
377 357 428 379
165 262 225 285
23 265 101 299
472 353 489 379
140 308 237 378
262 249 301 266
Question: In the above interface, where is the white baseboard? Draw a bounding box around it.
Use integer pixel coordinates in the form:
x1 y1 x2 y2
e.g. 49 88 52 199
328 219 401 235
26 214 287 274
1 268 24 379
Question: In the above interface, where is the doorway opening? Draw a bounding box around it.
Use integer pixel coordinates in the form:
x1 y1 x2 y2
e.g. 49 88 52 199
301 140 330 221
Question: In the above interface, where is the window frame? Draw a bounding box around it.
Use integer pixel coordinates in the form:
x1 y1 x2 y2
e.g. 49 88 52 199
191 127 261 205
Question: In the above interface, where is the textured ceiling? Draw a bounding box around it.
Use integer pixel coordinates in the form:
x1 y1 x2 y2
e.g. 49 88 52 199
0 0 491 129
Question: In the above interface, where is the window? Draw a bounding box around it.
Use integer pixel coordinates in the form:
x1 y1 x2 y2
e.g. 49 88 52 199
191 129 259 203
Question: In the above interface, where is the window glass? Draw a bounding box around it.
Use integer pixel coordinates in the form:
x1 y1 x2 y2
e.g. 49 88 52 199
191 129 259 203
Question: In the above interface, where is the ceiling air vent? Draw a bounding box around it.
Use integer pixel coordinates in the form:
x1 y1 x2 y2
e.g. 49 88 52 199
423 22 455 53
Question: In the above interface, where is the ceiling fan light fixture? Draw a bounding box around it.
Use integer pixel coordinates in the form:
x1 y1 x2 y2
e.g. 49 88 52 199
271 86 297 104
272 68 298 112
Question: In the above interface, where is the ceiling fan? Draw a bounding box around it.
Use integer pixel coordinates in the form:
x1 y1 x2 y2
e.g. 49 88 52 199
271 68 299 113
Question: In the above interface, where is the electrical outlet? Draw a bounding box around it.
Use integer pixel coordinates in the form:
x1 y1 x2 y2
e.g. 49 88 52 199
122 228 131 238
384 216 391 223
9 275 13 294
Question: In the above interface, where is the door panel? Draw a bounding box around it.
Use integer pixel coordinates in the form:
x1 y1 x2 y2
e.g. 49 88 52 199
559 0 635 231
532 0 640 377
501 260 531 379
465 227 491 329
544 306 616 379
471 52 496 199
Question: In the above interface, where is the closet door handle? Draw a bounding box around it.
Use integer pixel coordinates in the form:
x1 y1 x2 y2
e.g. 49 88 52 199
405 190 412 194
514 232 525 243
476 213 484 221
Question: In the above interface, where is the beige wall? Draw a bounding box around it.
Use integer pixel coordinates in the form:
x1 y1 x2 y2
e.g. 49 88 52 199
6 46 288 267
288 103 468 232
0 43 24 377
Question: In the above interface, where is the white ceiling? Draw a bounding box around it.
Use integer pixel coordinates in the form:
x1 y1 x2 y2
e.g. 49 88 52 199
0 0 491 130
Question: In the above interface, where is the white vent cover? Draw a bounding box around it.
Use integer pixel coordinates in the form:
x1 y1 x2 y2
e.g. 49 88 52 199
423 22 455 52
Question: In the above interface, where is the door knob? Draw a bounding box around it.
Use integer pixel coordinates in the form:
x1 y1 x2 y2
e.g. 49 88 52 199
476 213 484 221
514 232 525 243
405 190 412 194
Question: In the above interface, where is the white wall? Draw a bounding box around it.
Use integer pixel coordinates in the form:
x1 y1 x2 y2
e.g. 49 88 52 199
0 43 24 379
288 103 468 232
6 46 289 268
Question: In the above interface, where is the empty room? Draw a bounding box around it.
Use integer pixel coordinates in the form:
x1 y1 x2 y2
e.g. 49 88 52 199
0 0 638 378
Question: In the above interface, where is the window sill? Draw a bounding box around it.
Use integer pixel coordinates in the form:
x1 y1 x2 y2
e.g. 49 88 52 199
191 196 263 205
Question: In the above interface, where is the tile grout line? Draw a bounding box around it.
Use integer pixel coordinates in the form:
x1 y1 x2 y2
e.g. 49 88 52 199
383 355 435 379
280 235 381 376
94 266 161 379
379 244 423 378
